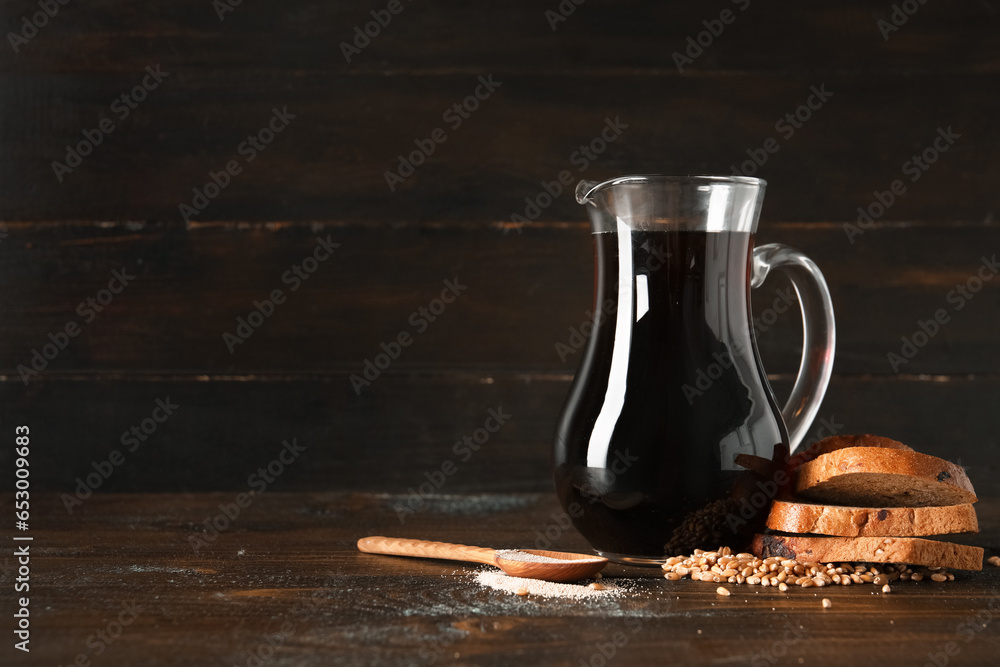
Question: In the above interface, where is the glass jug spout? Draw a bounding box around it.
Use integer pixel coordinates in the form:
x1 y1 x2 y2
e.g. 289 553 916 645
574 174 767 234
574 179 602 205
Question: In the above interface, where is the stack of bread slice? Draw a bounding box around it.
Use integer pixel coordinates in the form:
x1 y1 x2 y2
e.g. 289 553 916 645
750 435 984 571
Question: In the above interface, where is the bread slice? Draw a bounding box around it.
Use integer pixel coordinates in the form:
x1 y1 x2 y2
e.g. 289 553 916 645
765 500 978 537
795 446 977 507
809 434 912 455
735 436 911 473
789 433 912 468
752 533 984 570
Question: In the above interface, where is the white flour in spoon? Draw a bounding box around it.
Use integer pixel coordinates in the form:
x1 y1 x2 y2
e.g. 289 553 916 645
494 549 606 564
474 569 625 599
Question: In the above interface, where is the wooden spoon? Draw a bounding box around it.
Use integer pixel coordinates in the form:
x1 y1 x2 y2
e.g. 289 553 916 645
357 536 608 583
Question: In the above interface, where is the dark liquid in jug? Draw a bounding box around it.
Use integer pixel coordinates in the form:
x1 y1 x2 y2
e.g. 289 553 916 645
554 229 787 560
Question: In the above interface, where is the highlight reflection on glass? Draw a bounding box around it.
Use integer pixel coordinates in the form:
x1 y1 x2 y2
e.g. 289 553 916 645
586 216 634 469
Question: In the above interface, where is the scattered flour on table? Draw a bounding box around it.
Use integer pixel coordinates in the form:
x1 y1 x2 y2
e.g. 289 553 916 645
475 569 626 599
124 565 192 574
384 494 535 516
494 549 605 564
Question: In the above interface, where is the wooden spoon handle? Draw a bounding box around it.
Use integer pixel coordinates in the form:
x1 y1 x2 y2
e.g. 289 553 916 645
357 536 497 566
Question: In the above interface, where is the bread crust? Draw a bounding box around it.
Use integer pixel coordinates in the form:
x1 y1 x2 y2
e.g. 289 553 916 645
786 433 912 470
808 433 912 456
751 533 984 570
765 500 978 537
795 446 977 507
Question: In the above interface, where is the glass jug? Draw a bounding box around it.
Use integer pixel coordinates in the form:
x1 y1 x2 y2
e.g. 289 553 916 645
554 175 835 564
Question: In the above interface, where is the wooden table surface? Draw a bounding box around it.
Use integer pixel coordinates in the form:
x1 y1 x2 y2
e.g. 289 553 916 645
6 492 1000 667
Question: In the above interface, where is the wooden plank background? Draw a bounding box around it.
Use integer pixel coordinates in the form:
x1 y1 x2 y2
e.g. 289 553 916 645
1 0 998 493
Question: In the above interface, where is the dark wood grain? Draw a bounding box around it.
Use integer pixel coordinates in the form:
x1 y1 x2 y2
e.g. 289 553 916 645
3 0 999 75
2 222 998 375
1 492 997 667
1 374 996 495
1 69 997 222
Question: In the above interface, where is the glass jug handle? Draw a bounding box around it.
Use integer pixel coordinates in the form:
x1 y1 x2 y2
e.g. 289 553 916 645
751 244 836 454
